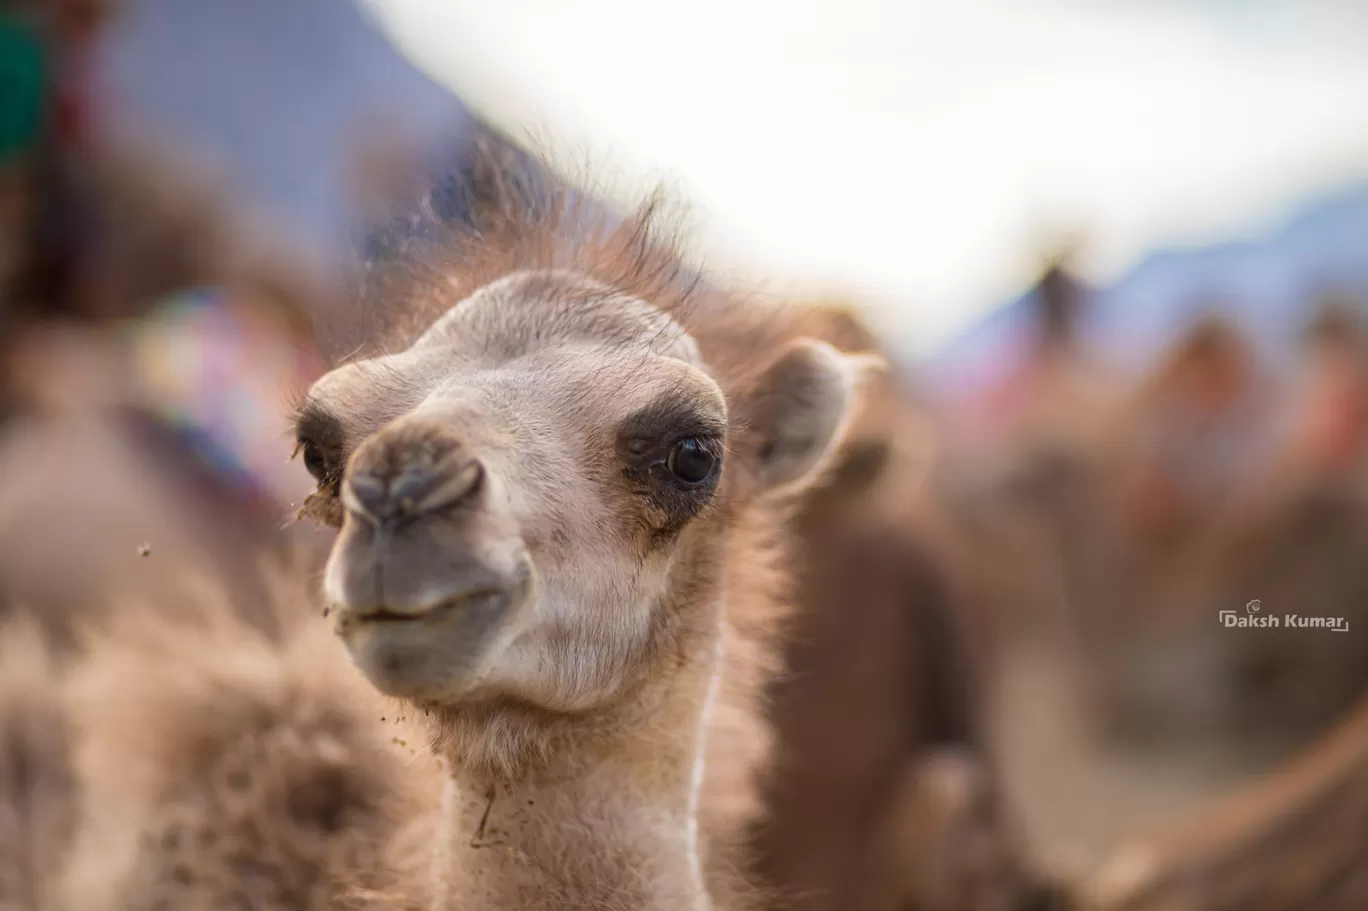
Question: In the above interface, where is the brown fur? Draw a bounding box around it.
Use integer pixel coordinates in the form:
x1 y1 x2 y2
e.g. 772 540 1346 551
354 136 837 387
0 613 77 911
52 563 434 911
752 319 1057 911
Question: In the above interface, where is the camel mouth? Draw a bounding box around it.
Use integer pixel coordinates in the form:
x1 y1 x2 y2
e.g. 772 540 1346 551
347 589 505 626
333 572 534 703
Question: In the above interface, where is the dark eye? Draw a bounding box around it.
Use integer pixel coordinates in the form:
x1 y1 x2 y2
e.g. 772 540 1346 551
666 438 717 486
299 439 332 485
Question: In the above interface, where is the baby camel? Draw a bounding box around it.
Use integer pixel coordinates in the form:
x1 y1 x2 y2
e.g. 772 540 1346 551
284 185 873 907
181 152 870 911
294 215 874 908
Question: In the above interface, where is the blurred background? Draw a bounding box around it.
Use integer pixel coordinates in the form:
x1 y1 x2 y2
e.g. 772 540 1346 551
5 0 1368 906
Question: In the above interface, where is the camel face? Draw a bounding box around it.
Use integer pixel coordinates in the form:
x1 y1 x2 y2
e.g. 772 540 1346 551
294 270 791 712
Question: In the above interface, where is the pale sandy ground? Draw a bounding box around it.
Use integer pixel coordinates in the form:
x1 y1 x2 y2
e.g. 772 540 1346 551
988 631 1270 880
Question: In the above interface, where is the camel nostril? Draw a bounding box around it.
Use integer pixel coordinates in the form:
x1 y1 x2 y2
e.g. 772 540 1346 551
420 459 484 513
391 469 435 514
344 473 390 519
343 459 485 523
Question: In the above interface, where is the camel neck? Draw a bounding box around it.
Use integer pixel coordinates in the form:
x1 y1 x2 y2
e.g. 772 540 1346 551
432 612 726 911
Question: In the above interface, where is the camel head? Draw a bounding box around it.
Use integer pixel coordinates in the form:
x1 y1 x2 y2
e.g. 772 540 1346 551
294 266 865 724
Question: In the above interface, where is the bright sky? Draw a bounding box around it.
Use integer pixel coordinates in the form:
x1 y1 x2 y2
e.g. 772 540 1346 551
365 0 1368 357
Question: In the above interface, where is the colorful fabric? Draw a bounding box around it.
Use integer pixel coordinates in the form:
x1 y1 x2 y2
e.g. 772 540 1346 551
0 14 47 162
127 287 324 506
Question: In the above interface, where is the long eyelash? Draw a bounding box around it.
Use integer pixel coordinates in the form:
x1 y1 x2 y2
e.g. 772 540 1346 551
286 389 312 426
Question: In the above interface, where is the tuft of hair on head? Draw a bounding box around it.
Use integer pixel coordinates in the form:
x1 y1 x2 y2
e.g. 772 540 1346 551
0 610 76 911
354 129 748 356
53 562 439 911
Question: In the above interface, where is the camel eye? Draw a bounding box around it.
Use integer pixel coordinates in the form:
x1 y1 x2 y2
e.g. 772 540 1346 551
299 439 333 485
666 438 717 486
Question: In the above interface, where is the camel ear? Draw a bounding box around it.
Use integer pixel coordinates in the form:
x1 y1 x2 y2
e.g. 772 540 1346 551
744 339 885 494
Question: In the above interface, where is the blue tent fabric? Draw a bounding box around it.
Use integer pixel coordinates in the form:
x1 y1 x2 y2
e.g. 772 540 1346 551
98 0 477 264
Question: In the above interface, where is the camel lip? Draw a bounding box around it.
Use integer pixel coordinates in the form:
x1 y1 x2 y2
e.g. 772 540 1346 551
341 589 505 626
334 586 521 702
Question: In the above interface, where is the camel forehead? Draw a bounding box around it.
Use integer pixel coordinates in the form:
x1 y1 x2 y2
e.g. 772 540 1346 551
414 270 701 365
306 270 715 430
